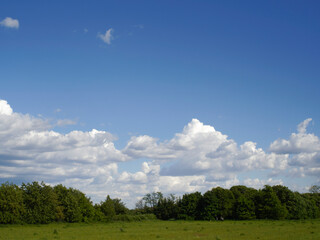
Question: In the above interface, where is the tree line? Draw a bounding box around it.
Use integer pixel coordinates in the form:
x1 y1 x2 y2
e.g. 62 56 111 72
0 182 129 224
138 185 320 220
0 181 319 224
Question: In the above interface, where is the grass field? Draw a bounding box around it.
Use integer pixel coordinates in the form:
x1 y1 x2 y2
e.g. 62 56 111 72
0 219 319 240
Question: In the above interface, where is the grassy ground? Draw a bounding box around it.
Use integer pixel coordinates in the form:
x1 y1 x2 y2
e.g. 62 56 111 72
0 219 319 240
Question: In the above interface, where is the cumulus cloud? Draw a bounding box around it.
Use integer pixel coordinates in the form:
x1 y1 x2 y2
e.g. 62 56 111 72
0 99 319 207
270 118 320 154
123 135 176 160
98 28 113 44
0 100 13 115
125 119 288 178
269 118 320 182
0 100 127 184
0 17 19 29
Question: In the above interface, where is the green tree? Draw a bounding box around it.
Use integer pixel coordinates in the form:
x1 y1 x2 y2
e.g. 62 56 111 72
0 182 25 224
230 185 258 200
255 185 287 220
74 189 95 222
304 194 320 219
309 185 320 194
272 185 299 219
93 203 104 221
154 194 178 220
230 185 257 220
200 187 235 220
177 192 202 220
303 191 320 218
234 195 256 220
22 181 58 224
112 198 128 215
100 195 116 219
54 185 84 222
143 192 163 208
135 192 163 214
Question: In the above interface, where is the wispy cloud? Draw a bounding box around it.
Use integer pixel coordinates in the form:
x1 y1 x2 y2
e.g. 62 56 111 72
98 28 113 44
134 24 144 29
56 119 77 126
0 17 19 29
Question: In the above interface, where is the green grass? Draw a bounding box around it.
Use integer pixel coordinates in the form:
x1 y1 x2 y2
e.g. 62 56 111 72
0 219 319 240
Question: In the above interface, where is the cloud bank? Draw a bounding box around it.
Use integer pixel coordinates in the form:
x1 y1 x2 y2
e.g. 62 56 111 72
0 99 319 207
0 17 19 29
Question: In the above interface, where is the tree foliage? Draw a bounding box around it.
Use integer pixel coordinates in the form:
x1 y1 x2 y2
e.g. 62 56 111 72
309 185 320 194
199 187 235 220
135 192 163 214
21 182 58 224
255 186 288 219
0 181 129 224
0 182 25 224
100 195 116 219
112 198 128 215
138 185 320 221
1 181 320 224
154 194 178 220
234 195 256 220
54 185 95 222
177 192 202 220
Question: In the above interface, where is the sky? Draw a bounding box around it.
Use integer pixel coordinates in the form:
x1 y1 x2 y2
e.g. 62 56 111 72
1 0 320 208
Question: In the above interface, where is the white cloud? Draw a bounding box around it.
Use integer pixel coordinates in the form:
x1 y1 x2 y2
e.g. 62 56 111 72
118 171 148 184
269 118 320 183
98 28 113 44
123 135 176 160
243 178 284 189
0 17 19 29
56 119 77 126
297 118 312 134
125 118 289 178
0 100 128 185
0 100 13 115
0 100 319 207
270 118 320 154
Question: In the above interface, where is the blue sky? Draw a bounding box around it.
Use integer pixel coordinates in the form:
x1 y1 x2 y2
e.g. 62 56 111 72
1 1 320 207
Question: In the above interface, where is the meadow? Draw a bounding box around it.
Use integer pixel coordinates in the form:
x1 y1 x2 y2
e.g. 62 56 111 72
0 219 319 240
